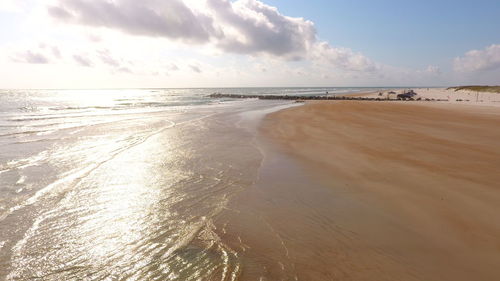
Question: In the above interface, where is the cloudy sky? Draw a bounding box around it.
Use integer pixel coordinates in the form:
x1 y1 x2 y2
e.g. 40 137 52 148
1 0 499 88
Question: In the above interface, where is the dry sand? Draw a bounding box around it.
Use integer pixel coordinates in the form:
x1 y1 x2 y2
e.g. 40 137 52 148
350 87 500 107
260 101 500 280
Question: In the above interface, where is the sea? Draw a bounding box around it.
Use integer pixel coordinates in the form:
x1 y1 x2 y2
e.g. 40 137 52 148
0 87 389 280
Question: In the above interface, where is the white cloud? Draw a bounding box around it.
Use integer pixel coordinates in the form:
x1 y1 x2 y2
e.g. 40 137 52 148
51 46 62 58
47 0 219 43
96 49 120 66
169 64 179 71
46 0 377 72
115 66 132 74
11 51 50 64
422 65 441 75
189 65 202 73
206 0 315 59
454 44 500 72
312 42 378 72
8 43 63 64
73 54 93 67
87 33 102 42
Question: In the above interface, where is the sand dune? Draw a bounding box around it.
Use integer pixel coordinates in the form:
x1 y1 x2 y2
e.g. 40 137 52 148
261 101 500 280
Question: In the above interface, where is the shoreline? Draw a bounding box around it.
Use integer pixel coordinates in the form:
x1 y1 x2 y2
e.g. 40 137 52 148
257 100 500 280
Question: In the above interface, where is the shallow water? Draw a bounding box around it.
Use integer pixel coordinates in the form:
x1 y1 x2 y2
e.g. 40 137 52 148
0 87 393 280
0 88 288 280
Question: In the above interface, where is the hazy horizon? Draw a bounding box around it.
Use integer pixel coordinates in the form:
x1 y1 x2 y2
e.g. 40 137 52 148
0 86 446 90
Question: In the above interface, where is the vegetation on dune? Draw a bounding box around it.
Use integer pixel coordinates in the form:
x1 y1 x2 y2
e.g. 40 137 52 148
447 86 500 93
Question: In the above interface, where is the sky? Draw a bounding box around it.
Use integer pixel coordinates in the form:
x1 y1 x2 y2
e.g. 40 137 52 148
0 0 499 88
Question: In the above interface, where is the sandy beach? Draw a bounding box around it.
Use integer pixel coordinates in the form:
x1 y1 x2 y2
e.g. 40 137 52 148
343 87 500 107
3 0 500 279
259 99 500 280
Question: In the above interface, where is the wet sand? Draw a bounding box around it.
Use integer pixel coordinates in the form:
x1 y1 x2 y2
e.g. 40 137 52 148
237 101 500 280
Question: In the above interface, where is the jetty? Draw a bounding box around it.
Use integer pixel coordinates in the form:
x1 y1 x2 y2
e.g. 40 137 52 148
208 92 446 102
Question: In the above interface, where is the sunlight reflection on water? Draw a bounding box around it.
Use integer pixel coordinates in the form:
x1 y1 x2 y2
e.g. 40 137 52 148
0 89 298 280
3 106 266 280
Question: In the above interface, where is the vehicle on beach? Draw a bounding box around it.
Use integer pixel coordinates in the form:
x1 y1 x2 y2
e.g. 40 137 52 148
397 90 417 100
